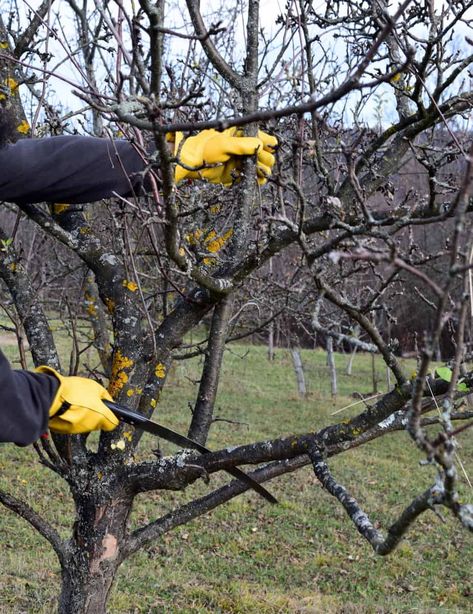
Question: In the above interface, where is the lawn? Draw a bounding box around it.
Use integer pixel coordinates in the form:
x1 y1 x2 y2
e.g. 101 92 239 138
0 340 472 613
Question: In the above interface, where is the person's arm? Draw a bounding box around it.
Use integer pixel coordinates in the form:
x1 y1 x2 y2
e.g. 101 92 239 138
0 349 119 445
0 349 58 445
0 135 148 205
0 130 277 205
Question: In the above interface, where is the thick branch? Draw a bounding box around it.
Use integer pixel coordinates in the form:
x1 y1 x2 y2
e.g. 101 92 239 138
122 458 302 559
185 0 242 89
308 444 439 555
0 225 59 368
0 488 66 565
129 377 452 497
124 396 473 560
188 294 234 444
14 0 56 57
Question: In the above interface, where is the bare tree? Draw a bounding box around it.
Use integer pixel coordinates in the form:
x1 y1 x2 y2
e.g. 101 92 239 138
2 1 473 612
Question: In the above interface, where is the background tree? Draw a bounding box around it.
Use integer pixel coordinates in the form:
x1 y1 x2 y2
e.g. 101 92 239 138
2 1 473 612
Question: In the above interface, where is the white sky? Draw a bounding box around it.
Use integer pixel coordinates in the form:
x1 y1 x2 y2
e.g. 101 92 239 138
2 0 473 130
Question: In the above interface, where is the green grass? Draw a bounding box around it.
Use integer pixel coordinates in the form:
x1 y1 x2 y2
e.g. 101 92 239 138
1 343 473 613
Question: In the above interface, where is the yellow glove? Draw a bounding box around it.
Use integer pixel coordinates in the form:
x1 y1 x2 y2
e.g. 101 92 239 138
168 127 277 186
36 366 119 435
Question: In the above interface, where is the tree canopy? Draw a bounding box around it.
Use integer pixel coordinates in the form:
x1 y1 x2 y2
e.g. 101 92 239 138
2 1 473 611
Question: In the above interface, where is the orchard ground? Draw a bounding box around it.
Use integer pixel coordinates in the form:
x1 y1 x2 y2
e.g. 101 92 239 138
1 336 472 613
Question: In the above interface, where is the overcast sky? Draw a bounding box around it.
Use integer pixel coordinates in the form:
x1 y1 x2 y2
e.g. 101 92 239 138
3 0 473 131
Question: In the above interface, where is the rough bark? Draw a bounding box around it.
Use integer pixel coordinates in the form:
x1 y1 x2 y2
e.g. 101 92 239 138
58 493 133 614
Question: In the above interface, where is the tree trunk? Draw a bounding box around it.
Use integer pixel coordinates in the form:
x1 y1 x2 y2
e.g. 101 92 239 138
59 560 118 614
346 345 357 375
327 338 337 398
268 258 275 361
58 494 133 614
291 349 306 397
188 295 234 444
268 320 275 361
371 353 378 394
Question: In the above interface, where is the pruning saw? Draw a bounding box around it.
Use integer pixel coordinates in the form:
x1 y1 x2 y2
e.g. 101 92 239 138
105 400 277 505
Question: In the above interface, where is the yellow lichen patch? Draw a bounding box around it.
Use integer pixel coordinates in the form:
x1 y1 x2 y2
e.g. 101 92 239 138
112 351 134 373
122 279 138 292
206 230 229 252
206 228 233 253
109 371 128 397
6 77 18 92
0 41 8 49
16 120 30 134
204 229 217 243
0 77 19 99
52 203 70 215
203 257 216 266
150 398 157 408
84 292 97 317
178 247 185 257
109 350 134 397
184 228 204 245
111 440 126 451
86 302 97 317
126 389 135 397
155 362 166 378
123 431 133 442
210 204 221 214
8 262 17 273
105 298 115 314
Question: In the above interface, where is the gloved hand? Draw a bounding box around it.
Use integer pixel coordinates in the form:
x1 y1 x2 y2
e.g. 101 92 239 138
168 127 277 186
36 366 119 434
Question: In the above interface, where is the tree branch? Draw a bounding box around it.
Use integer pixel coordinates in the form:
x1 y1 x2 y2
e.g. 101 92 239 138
0 488 66 565
14 0 56 57
308 443 439 555
188 294 234 444
0 225 60 368
185 0 242 89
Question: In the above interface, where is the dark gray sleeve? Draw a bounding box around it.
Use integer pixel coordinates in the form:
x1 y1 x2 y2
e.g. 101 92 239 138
0 135 150 205
0 349 58 445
